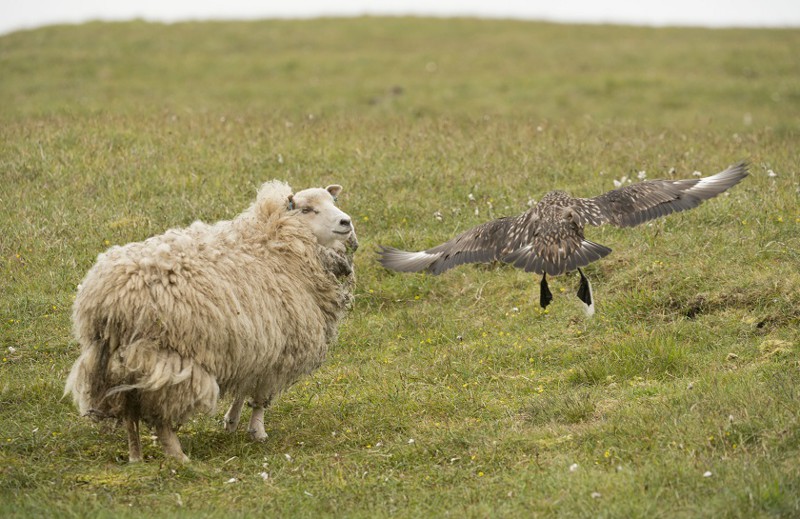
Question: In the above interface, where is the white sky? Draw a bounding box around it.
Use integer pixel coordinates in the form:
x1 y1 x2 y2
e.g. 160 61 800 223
3 0 800 35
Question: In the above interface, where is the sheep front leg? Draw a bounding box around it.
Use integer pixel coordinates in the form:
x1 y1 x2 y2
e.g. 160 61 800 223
247 398 272 442
156 421 189 463
224 396 245 433
126 416 143 463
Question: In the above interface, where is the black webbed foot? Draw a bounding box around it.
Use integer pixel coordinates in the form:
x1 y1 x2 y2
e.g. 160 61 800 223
576 268 592 307
540 273 553 308
576 268 595 316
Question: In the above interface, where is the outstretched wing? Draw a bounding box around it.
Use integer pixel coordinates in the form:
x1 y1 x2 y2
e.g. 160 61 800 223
378 208 611 277
378 213 534 275
572 162 748 228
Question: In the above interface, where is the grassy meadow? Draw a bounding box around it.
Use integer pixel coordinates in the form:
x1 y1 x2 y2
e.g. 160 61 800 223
1 17 799 517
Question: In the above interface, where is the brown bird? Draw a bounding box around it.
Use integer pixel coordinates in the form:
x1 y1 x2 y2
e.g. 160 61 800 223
378 162 748 315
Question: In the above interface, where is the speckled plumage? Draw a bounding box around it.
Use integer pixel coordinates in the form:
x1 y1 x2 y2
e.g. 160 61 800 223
378 162 748 313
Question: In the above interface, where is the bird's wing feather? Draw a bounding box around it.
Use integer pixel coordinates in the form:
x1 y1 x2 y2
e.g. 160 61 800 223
378 214 533 275
572 161 748 228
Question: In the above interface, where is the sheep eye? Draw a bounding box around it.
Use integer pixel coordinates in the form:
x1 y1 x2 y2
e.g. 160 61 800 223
301 207 315 214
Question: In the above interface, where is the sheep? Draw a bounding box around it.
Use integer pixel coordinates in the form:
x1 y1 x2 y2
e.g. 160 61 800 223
64 181 357 462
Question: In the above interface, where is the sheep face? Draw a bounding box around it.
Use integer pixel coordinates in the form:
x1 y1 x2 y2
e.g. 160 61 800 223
291 185 356 251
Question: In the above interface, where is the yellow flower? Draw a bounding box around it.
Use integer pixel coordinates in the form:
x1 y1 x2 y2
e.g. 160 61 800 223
477 471 485 477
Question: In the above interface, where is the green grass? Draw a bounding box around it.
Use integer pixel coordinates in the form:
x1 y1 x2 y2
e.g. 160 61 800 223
1 17 799 518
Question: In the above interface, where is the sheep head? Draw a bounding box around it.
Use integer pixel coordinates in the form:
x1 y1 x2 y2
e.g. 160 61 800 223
289 185 357 253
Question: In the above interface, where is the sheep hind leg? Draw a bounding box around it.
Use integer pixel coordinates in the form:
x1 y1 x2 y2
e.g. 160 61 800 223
125 392 143 463
155 421 189 463
224 396 245 433
126 416 142 463
247 397 272 442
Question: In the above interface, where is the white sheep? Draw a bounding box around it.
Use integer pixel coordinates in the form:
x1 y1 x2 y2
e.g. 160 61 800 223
64 181 357 462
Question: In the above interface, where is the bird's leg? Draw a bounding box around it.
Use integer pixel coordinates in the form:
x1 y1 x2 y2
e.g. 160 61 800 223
576 268 595 317
540 273 553 308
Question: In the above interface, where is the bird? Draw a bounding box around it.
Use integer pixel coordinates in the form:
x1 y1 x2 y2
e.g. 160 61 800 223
377 162 748 316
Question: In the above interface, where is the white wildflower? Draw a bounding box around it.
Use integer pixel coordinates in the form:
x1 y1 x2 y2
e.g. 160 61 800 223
433 210 443 221
408 438 415 444
225 478 237 484
613 175 630 188
692 171 702 177
591 492 602 499
259 472 269 481
468 193 476 201
569 463 579 472
7 346 16 354
637 170 647 180
284 453 293 462
767 169 777 178
703 471 713 478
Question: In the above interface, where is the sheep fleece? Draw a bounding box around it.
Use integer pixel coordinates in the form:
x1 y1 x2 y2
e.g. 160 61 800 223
65 181 352 427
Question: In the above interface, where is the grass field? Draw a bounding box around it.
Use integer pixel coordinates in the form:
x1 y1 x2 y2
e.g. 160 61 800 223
1 17 799 518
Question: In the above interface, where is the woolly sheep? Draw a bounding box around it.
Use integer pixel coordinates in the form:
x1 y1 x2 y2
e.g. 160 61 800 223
64 181 357 462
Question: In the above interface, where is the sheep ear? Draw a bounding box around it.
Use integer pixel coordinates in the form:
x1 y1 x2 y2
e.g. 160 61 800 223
287 194 295 210
326 185 343 199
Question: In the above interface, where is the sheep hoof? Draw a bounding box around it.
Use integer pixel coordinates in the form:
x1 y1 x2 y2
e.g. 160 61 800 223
248 428 268 442
224 419 239 433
